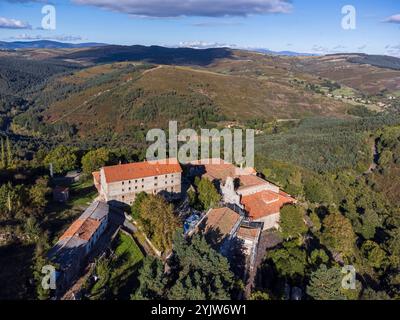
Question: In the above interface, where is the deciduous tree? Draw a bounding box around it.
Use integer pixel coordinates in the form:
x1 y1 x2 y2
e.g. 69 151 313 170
321 212 356 259
81 147 110 175
44 145 77 174
279 205 308 240
196 178 221 210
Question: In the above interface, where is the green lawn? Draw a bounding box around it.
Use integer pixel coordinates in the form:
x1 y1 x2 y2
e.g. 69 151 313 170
89 231 145 299
43 179 98 242
114 232 144 266
68 179 98 206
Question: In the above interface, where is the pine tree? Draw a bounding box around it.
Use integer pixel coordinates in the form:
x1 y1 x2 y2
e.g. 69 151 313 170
306 264 347 300
133 256 166 300
0 137 5 169
167 233 235 300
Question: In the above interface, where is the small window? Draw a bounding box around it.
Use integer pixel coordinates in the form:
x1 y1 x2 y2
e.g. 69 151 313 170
122 181 124 185
155 176 158 180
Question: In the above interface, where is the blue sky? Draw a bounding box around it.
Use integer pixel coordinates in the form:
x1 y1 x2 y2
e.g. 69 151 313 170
0 0 399 56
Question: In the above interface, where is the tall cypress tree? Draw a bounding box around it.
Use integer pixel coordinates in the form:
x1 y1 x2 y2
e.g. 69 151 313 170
6 136 12 168
0 138 4 169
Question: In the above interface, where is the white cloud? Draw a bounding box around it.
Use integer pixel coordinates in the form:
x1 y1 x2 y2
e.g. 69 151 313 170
0 17 31 29
311 45 329 54
385 44 400 57
72 0 293 17
384 14 400 24
177 41 235 49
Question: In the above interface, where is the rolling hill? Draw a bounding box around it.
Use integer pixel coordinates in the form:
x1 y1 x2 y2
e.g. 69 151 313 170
1 46 400 144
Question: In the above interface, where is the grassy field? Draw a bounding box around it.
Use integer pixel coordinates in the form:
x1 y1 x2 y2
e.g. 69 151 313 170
113 232 144 265
68 179 98 206
89 231 144 299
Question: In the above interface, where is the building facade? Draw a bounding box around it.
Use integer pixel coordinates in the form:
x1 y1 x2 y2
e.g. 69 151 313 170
188 158 295 231
48 201 109 294
93 159 182 206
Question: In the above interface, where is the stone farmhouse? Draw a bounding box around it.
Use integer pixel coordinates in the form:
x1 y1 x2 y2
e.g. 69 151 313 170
93 159 182 206
48 201 109 294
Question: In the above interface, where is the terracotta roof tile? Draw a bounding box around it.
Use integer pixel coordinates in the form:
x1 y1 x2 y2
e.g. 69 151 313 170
59 202 108 243
102 159 182 183
77 218 101 241
190 159 256 182
237 175 270 190
198 207 241 238
237 226 260 240
241 190 295 220
59 219 86 241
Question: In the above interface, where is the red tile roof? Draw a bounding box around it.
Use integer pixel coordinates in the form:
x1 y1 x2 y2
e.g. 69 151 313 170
241 190 295 220
190 159 256 182
237 226 260 241
101 159 182 183
60 217 101 242
237 175 270 190
198 207 241 238
77 218 101 241
60 219 85 241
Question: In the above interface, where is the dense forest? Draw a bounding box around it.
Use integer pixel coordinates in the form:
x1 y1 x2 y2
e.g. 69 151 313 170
0 49 400 300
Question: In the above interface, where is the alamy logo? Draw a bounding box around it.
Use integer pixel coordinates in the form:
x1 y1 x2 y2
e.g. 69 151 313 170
146 121 255 167
42 5 56 30
341 5 356 30
341 265 356 290
41 265 56 290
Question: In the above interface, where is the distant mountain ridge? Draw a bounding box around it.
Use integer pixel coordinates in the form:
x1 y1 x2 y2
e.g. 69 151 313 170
56 45 234 66
0 40 107 50
248 48 318 56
